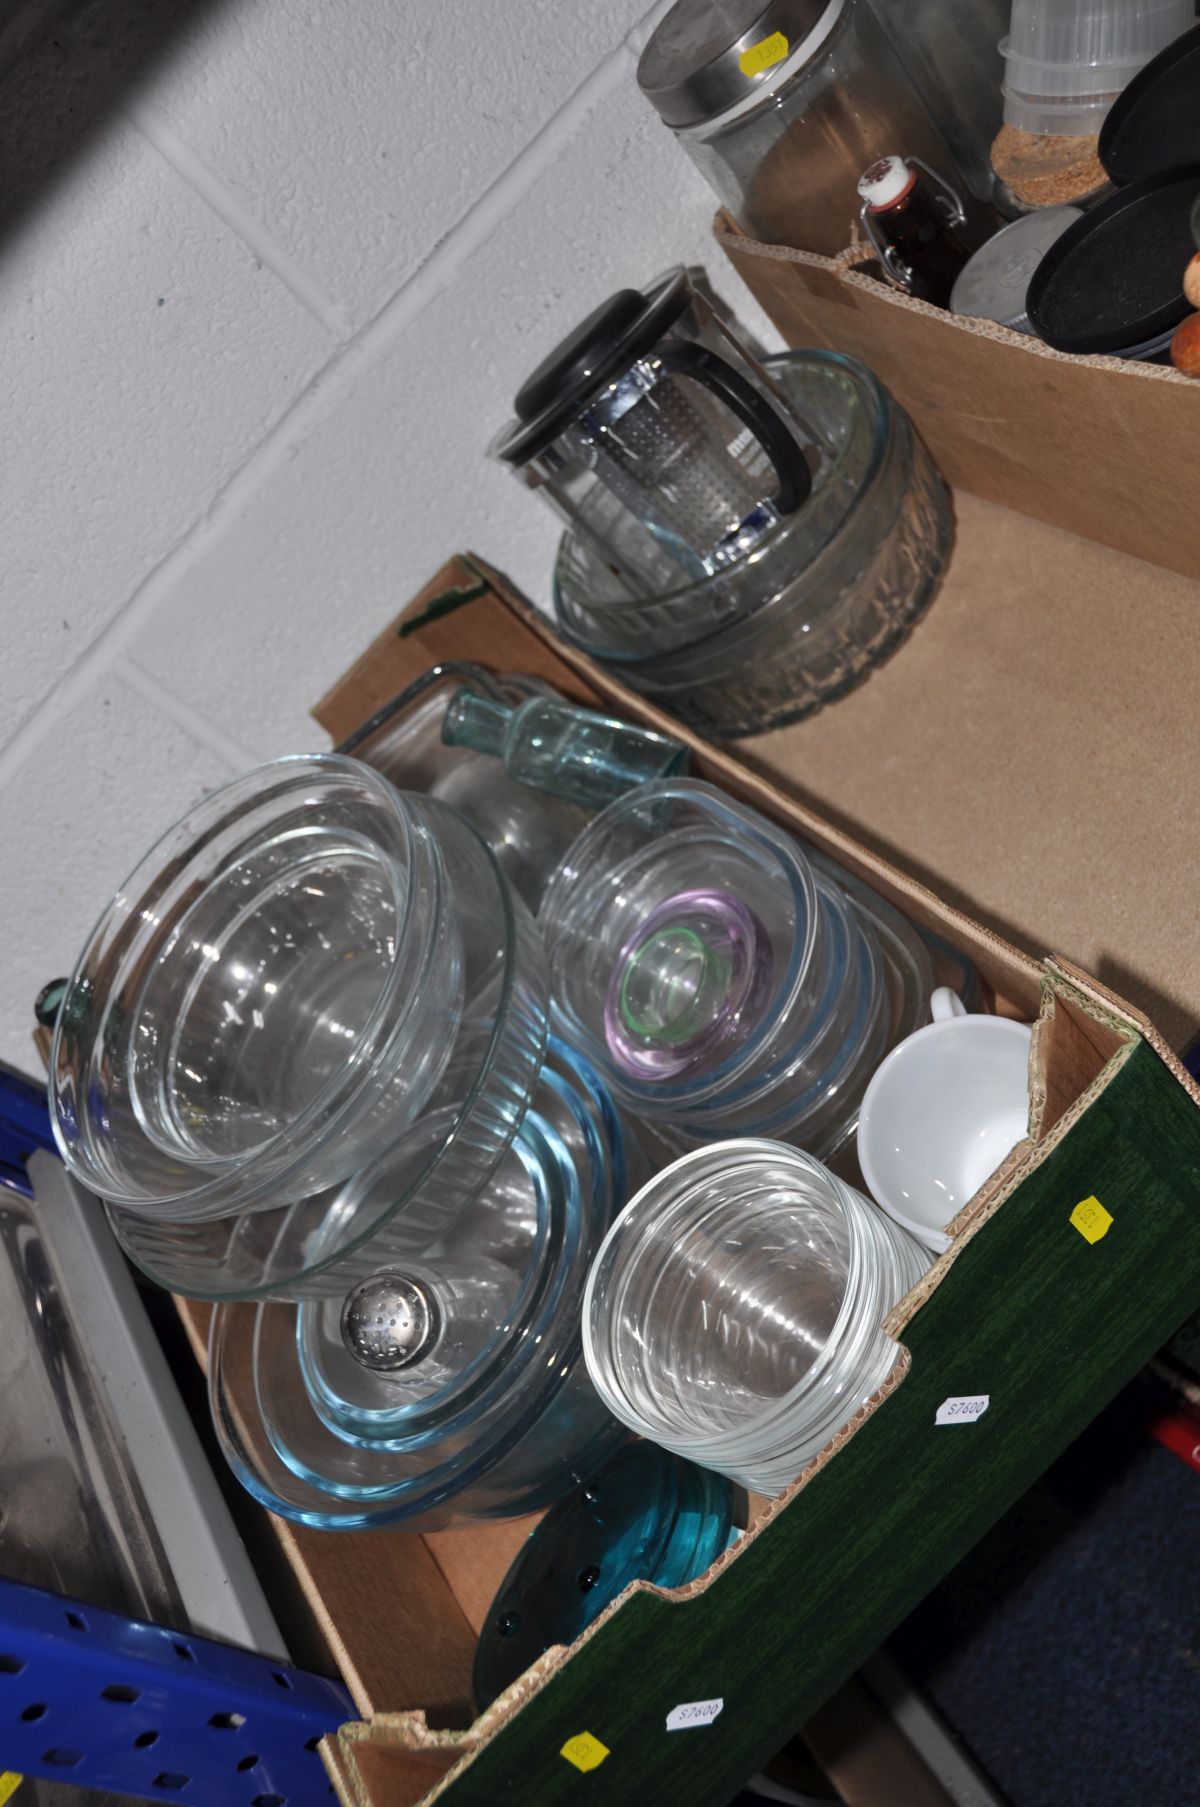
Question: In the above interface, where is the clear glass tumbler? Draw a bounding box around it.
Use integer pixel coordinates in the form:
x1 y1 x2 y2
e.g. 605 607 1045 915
582 1139 930 1495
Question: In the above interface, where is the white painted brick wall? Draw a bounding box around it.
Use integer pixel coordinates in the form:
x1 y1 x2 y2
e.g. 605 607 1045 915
0 0 780 1075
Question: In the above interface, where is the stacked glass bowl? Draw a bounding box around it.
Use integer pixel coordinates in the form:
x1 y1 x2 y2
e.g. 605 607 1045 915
48 755 641 1529
539 779 932 1162
552 352 952 741
583 1141 931 1496
210 1034 642 1530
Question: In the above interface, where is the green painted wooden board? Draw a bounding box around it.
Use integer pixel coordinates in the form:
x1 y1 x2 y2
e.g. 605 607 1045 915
426 1036 1200 1804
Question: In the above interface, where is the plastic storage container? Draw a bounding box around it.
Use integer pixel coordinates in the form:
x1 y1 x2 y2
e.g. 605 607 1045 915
1001 0 1194 136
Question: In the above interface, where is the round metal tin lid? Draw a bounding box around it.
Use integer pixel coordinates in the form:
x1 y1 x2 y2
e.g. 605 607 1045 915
636 0 835 130
951 206 1083 329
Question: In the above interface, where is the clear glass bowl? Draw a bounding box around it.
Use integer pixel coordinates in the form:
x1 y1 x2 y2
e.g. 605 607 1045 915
553 353 951 739
538 780 899 1154
472 1441 735 1710
108 796 549 1300
339 663 591 912
50 756 472 1218
582 1139 930 1496
208 1038 637 1530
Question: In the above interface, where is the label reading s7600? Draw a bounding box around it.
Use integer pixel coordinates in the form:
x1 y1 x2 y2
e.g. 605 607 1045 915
666 1698 724 1733
935 1394 989 1427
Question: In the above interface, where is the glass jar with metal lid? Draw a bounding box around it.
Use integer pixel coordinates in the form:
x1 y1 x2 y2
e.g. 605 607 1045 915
636 0 989 258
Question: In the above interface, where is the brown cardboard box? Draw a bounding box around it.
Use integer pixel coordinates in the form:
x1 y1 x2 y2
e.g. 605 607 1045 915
715 213 1200 585
167 555 1200 1807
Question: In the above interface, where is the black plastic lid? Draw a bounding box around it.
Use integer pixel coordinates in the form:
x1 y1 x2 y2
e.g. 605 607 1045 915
1100 23 1200 185
491 269 692 467
1025 166 1200 356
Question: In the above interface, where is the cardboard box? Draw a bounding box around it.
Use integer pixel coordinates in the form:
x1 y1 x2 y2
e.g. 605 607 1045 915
169 554 1200 1807
715 213 1200 586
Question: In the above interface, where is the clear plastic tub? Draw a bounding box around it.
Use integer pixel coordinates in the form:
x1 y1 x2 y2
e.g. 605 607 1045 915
1001 0 1194 135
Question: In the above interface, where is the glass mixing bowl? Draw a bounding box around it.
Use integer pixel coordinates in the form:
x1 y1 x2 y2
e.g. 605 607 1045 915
538 780 894 1152
553 352 951 739
107 794 550 1300
208 1038 638 1529
50 756 473 1218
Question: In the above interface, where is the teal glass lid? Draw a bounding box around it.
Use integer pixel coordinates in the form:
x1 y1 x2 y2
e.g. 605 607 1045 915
473 1441 736 1710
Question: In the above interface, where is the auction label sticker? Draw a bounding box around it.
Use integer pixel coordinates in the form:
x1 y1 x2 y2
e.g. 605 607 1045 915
935 1394 989 1427
738 31 789 75
561 1732 609 1773
1070 1196 1113 1244
666 1698 724 1733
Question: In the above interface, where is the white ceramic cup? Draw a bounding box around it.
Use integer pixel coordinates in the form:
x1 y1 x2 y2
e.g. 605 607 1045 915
856 988 1033 1254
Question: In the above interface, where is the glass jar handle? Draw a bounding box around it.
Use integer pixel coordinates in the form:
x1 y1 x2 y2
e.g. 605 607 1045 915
658 342 812 516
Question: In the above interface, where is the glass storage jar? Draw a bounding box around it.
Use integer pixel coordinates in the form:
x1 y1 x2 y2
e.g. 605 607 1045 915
636 0 988 256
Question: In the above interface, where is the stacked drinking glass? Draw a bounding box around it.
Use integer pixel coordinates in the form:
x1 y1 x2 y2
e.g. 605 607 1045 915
582 1141 931 1496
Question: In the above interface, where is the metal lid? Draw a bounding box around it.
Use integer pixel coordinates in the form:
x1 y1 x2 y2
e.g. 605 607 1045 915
950 207 1083 331
636 0 836 130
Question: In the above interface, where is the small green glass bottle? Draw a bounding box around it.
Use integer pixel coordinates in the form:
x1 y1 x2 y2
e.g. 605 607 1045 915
441 690 688 809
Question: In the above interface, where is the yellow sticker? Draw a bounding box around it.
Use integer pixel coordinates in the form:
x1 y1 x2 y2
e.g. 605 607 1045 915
0 1774 23 1804
1070 1196 1113 1244
561 1732 610 1773
738 31 789 77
